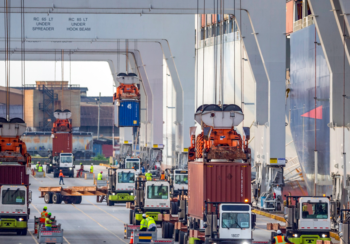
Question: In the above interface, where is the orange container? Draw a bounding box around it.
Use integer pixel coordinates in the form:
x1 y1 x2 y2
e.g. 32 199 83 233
201 14 206 28
212 14 217 24
286 1 294 34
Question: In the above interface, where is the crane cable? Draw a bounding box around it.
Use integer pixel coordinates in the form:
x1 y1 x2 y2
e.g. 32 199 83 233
21 0 26 120
61 50 64 110
201 0 206 112
4 0 10 120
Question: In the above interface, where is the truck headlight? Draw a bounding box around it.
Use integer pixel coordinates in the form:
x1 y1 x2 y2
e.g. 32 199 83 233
69 167 72 170
50 164 52 166
293 234 298 238
19 218 23 222
112 193 115 195
242 242 248 244
322 234 327 238
131 193 134 196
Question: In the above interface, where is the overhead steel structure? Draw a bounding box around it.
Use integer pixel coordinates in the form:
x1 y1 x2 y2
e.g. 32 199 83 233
0 1 286 189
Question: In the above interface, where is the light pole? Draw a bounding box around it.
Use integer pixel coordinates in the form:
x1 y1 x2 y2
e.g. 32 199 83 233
95 92 101 139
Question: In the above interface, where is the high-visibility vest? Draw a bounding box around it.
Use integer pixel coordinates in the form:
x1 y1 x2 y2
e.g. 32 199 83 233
146 217 156 229
90 165 93 173
274 235 286 244
38 166 43 172
36 164 39 170
45 217 52 227
97 173 103 180
160 174 165 180
140 218 148 230
146 173 152 181
40 211 48 223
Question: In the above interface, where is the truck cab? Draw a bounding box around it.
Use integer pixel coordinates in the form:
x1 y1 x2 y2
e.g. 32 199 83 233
107 168 135 206
219 204 254 241
173 169 188 197
285 196 331 244
124 157 140 176
0 185 30 235
53 153 75 178
133 179 171 224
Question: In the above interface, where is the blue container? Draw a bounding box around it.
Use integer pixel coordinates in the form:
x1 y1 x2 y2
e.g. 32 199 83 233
93 144 103 156
118 100 140 127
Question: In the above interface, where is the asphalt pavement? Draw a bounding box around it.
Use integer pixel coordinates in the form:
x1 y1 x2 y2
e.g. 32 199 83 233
1 165 284 244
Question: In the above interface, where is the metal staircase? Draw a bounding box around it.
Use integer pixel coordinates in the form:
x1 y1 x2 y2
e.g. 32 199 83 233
38 85 58 131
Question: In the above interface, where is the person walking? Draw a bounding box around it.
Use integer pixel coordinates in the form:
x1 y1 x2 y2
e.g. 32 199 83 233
59 170 65 185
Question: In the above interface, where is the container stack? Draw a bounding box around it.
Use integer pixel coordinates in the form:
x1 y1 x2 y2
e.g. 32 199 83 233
51 109 73 155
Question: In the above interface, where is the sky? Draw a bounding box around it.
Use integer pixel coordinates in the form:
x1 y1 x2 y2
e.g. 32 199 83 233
0 61 115 97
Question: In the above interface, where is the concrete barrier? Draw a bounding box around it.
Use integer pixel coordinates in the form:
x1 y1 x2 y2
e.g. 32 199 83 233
35 171 45 178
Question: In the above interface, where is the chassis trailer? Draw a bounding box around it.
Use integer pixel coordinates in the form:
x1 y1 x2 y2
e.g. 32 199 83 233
38 186 107 204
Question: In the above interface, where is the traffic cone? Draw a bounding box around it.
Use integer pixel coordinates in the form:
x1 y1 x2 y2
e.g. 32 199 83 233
130 231 134 244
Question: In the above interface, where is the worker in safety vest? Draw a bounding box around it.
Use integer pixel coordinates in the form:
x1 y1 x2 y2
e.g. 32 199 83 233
145 171 152 181
90 163 94 173
146 216 157 231
160 171 165 180
272 230 290 244
45 212 53 231
38 164 43 172
40 206 48 223
140 214 148 231
97 171 103 180
36 162 39 171
59 170 65 185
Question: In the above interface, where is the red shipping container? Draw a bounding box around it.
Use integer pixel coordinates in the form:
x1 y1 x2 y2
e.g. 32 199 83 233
0 165 29 186
201 14 206 28
286 1 294 34
102 144 113 157
188 161 251 220
212 14 217 24
52 132 73 155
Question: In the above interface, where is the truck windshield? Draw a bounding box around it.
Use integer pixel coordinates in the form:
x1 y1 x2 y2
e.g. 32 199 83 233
175 175 188 184
61 156 73 163
221 213 250 229
125 162 140 170
118 172 135 183
2 189 26 205
147 186 168 199
302 202 328 219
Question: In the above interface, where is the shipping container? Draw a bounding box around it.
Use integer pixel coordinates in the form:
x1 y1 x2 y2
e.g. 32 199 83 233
212 14 217 24
102 144 113 157
286 1 294 34
117 100 140 127
201 14 206 28
52 132 73 155
93 144 103 156
206 14 212 26
217 14 221 23
0 165 29 186
188 161 251 220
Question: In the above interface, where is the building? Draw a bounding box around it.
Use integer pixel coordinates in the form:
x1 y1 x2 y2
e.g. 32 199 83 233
0 86 24 119
23 81 81 131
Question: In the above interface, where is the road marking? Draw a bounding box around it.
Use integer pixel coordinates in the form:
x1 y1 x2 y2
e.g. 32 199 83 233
31 203 41 214
63 236 71 244
30 175 40 182
85 199 125 224
72 204 127 243
29 230 39 244
46 175 54 180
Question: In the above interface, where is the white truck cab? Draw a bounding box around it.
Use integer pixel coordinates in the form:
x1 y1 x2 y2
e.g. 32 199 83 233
173 169 188 194
53 153 74 178
144 181 171 210
58 153 74 168
298 197 330 230
125 157 141 176
219 203 253 241
116 169 135 192
0 185 28 214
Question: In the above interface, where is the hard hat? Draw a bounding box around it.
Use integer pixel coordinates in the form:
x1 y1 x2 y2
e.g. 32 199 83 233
132 167 134 169
43 206 48 210
91 163 93 165
100 171 103 173
142 214 146 218
277 230 282 235
48 212 52 216
80 163 83 165
60 169 62 171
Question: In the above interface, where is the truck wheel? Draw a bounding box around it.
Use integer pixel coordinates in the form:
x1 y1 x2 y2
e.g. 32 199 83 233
168 223 174 239
162 222 168 238
171 202 178 214
179 231 185 244
20 228 28 235
174 229 179 242
53 171 59 178
64 200 72 204
44 192 53 204
129 210 134 225
46 166 50 174
72 196 82 204
52 193 62 204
